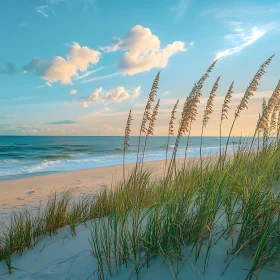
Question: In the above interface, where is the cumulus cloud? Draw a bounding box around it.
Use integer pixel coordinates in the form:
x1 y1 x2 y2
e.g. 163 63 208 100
23 43 101 85
104 87 131 102
0 62 16 75
81 86 139 108
83 87 102 108
70 89 78 95
131 86 141 100
215 23 272 59
101 25 186 75
83 102 90 108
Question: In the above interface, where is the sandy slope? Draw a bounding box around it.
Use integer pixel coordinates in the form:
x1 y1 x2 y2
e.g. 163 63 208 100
0 220 279 280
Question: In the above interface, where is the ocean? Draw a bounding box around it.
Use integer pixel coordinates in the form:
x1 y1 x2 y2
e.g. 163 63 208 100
0 136 235 180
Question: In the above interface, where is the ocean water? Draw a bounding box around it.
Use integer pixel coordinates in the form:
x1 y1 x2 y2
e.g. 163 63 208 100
0 136 236 180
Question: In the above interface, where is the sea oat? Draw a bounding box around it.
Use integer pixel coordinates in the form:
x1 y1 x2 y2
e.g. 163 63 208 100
147 99 160 137
166 60 218 180
179 84 197 136
169 99 179 136
141 72 160 134
123 109 133 180
179 60 218 136
165 99 179 174
219 81 234 169
258 80 280 136
221 81 234 121
136 71 160 169
141 99 160 167
262 98 267 113
189 60 218 123
225 55 274 162
235 55 274 118
203 76 220 128
277 111 280 140
270 100 280 133
124 110 133 150
200 76 220 183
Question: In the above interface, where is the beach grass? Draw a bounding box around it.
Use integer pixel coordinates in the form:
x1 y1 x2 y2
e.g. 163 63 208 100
1 56 280 279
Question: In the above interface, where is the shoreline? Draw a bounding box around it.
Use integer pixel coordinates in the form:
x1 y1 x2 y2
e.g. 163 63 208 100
0 158 187 214
0 157 168 182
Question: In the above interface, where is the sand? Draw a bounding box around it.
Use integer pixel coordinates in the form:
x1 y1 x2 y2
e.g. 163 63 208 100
0 159 176 214
1 216 279 279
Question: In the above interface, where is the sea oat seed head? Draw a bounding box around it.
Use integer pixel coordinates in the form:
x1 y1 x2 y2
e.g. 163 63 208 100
147 99 160 137
169 99 179 136
235 55 274 118
258 79 280 136
202 76 220 128
124 109 133 150
141 71 160 134
221 81 234 121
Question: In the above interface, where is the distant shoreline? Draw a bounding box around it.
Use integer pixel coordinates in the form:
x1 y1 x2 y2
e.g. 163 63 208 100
0 135 231 181
0 156 181 182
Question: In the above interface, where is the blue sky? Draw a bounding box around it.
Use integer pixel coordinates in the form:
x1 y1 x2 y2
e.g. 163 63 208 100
0 0 280 136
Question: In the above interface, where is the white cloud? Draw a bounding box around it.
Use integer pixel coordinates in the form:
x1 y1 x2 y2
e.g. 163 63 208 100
131 86 141 100
36 5 49 17
74 66 104 80
215 23 272 59
170 0 188 22
101 25 186 75
83 101 89 108
104 86 130 102
82 87 102 108
46 82 52 87
78 72 121 84
24 42 101 85
80 86 140 108
90 87 103 102
70 89 78 95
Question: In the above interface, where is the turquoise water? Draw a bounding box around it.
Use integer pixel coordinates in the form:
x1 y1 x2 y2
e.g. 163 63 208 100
0 136 235 180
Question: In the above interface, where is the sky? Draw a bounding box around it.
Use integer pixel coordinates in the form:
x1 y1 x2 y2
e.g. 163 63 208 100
0 0 280 136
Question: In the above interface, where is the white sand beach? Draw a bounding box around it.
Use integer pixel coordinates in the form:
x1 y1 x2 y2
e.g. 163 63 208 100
0 159 174 215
